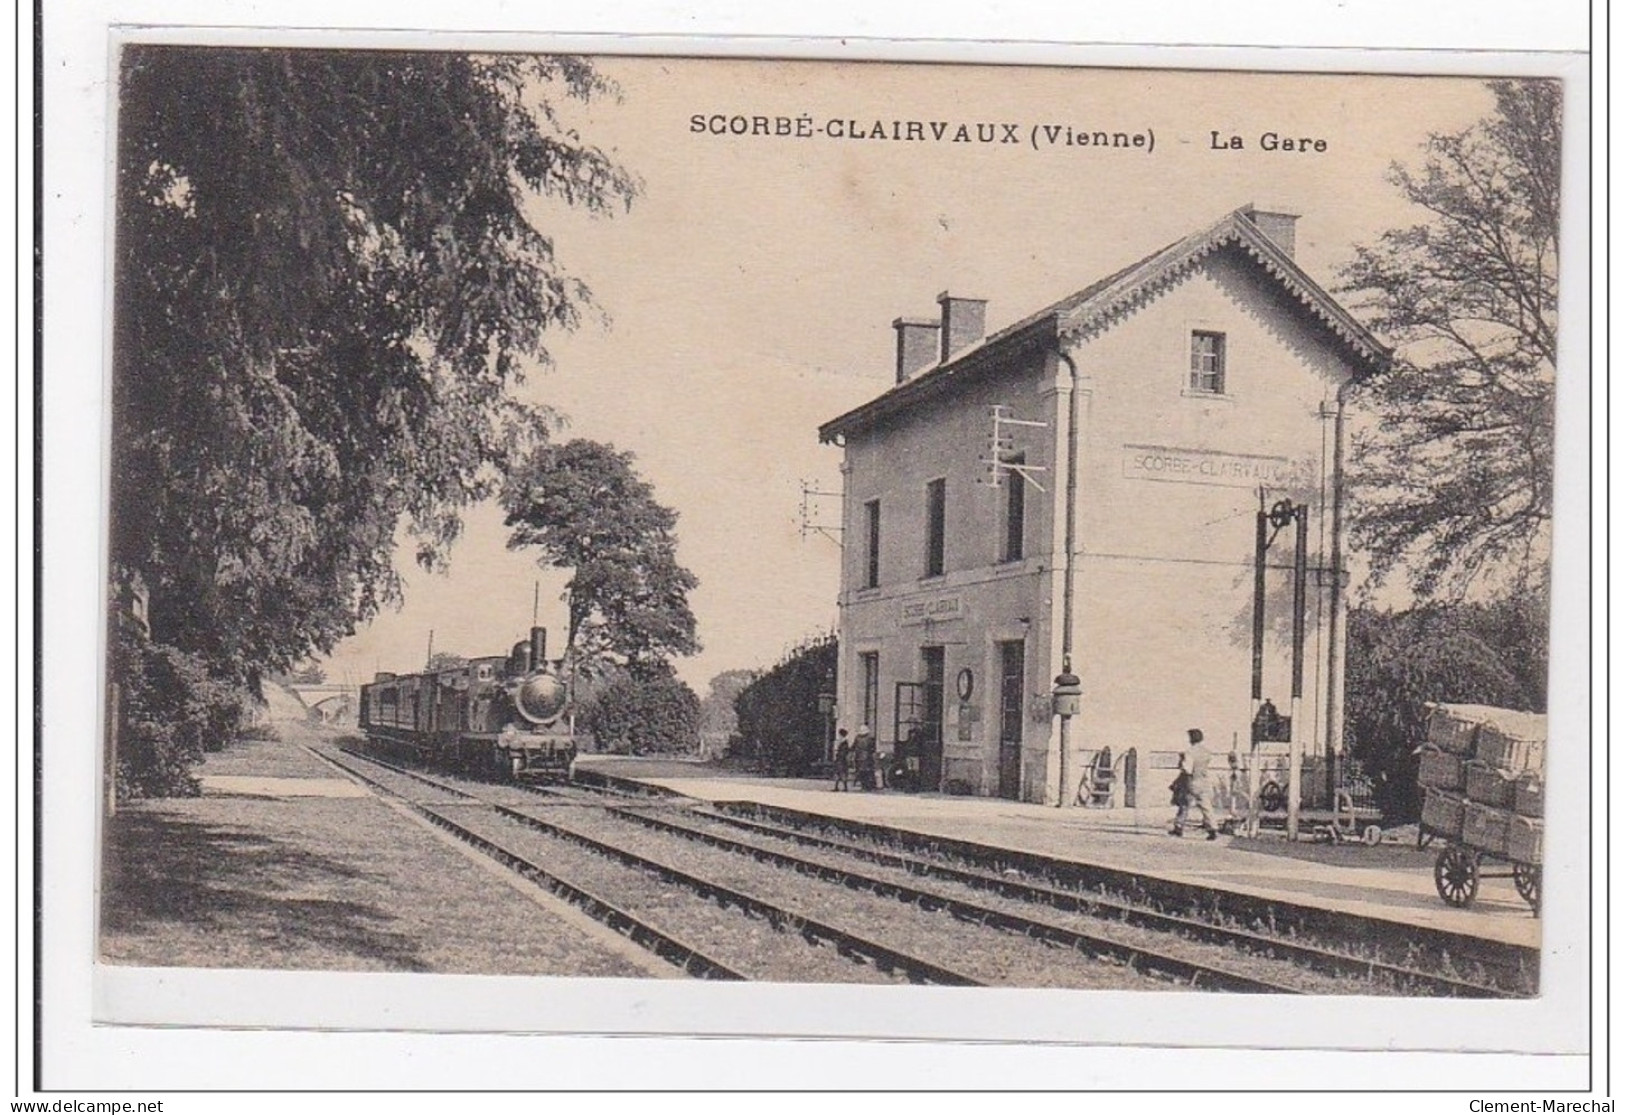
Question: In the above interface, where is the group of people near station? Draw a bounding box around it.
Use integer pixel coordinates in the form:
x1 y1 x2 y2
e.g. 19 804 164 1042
827 721 1229 837
830 725 879 792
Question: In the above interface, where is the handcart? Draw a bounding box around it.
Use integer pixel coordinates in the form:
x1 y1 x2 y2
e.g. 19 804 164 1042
1414 703 1545 916
1421 825 1540 914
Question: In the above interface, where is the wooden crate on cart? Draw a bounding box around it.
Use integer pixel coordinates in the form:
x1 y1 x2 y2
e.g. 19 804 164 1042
1514 774 1544 817
1423 703 1491 755
1462 801 1511 857
1418 746 1466 792
1475 716 1547 774
1506 815 1543 865
1421 787 1466 841
1463 760 1517 809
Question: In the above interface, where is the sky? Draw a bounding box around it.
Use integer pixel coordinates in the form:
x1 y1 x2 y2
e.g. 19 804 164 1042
318 58 1503 691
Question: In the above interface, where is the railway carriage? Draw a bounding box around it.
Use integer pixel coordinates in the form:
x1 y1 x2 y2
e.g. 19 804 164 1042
359 626 575 778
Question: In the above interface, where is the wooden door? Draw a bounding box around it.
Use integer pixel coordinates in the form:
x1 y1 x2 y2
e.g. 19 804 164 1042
997 641 1024 800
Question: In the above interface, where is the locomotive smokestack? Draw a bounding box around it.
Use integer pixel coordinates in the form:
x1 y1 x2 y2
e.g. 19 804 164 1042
530 626 548 671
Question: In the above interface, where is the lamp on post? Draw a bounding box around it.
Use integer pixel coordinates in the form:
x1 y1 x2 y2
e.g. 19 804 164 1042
817 670 837 764
1252 495 1311 841
1052 662 1082 808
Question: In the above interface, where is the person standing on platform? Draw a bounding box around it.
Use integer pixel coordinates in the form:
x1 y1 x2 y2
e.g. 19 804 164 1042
1170 728 1221 840
832 728 852 792
853 725 877 791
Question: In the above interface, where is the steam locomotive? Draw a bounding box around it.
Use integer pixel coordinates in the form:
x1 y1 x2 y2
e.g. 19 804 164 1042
358 626 575 778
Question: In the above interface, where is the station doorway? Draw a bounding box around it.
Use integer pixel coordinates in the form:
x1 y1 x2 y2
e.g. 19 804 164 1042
894 646 945 791
997 640 1024 800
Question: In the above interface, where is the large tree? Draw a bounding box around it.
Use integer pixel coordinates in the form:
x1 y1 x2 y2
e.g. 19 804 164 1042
112 48 636 692
501 439 700 677
1339 80 1560 598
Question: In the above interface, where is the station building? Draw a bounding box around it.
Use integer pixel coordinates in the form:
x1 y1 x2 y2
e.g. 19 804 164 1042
818 205 1389 806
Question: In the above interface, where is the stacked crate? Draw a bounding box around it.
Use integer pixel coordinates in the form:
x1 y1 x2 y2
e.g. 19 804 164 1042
1418 704 1545 863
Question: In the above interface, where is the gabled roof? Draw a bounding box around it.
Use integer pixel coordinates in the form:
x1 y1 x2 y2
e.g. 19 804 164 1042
819 205 1391 443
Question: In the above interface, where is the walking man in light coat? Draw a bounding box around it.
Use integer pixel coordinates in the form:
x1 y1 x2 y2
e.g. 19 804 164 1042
1171 728 1221 840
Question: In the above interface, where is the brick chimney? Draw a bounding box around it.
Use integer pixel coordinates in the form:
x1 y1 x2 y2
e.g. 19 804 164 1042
937 293 988 361
1243 206 1299 259
893 317 942 383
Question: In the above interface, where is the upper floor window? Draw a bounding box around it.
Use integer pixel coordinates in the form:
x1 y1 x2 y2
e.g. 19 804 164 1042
924 478 946 578
1190 330 1226 394
1000 454 1026 563
863 499 881 589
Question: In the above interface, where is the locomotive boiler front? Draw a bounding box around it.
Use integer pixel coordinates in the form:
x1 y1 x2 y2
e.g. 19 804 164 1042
503 624 567 726
509 670 567 726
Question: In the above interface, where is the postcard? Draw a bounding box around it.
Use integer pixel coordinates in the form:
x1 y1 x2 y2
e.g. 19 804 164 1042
38 15 1592 1094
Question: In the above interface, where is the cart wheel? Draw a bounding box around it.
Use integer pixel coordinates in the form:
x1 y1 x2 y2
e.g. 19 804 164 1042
1259 781 1287 813
1513 863 1541 914
1363 824 1383 846
1435 845 1480 908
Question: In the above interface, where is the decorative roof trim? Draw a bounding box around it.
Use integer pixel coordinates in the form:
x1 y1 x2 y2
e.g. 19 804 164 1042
1057 212 1390 370
819 206 1391 443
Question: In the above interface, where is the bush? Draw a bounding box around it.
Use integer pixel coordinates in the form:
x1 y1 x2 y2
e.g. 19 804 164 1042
733 634 837 775
112 626 249 800
582 669 701 755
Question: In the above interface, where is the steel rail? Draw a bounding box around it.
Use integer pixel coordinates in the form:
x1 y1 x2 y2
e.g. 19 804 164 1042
314 747 745 981
714 800 1538 991
488 801 982 988
638 806 1509 998
603 806 1302 995
325 745 980 987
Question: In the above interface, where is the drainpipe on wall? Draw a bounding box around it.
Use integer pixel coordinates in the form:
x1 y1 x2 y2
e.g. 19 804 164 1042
1324 382 1352 803
1055 347 1081 807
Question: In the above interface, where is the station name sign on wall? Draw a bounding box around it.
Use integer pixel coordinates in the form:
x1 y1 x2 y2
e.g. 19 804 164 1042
900 594 963 627
1121 444 1310 489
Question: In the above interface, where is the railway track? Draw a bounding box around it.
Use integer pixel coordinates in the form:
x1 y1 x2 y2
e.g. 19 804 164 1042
609 803 1510 997
325 745 1526 995
327 745 1318 992
312 746 744 980
317 745 990 986
688 798 1539 993
564 769 1533 996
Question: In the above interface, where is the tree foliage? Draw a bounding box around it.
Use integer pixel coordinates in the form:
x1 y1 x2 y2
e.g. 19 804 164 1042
502 439 699 677
111 48 637 694
581 668 701 755
272 660 328 687
1339 80 1560 597
698 668 760 738
733 635 837 774
113 623 250 800
1343 589 1548 819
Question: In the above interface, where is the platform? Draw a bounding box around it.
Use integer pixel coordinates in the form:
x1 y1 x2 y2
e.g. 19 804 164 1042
576 757 1542 951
